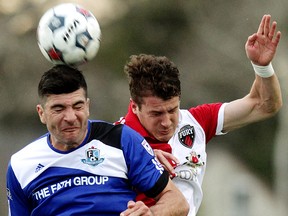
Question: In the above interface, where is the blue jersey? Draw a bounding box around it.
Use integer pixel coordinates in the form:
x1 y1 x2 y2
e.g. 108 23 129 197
6 120 168 216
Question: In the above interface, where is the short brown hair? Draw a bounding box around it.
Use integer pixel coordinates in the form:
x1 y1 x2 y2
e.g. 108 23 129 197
124 54 181 106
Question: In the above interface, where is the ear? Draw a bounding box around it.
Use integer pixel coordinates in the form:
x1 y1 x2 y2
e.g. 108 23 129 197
130 99 138 114
36 104 46 124
86 98 90 116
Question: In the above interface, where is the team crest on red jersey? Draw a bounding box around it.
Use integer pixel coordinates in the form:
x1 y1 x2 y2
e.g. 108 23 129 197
178 125 195 148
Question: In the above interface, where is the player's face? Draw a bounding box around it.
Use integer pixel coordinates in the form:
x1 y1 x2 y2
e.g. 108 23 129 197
36 88 90 151
132 96 180 142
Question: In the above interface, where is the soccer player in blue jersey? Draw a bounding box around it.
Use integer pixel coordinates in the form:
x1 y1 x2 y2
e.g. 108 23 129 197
6 65 189 216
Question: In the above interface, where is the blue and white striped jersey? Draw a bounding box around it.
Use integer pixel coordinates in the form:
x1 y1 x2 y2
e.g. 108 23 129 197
6 120 168 216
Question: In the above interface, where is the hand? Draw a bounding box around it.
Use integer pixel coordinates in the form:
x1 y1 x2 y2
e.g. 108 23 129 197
245 14 281 66
120 200 153 216
154 149 179 175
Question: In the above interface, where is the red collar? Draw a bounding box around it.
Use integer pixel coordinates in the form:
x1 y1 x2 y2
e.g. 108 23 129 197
124 102 151 138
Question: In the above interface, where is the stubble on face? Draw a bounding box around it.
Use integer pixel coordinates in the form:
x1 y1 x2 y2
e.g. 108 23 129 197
39 89 90 151
134 96 180 142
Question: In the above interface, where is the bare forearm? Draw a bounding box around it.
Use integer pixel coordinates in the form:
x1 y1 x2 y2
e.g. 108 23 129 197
251 73 282 115
223 73 282 132
150 201 188 215
150 181 189 216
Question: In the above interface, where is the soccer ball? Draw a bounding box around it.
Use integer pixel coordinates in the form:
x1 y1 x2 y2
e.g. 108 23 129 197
37 3 101 66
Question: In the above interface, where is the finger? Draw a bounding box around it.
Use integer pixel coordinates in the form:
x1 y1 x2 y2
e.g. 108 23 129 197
272 31 281 45
268 21 276 40
163 161 176 174
155 150 179 169
156 153 175 173
120 201 137 216
154 149 177 164
263 14 271 36
161 151 180 164
128 201 150 216
133 203 150 216
257 14 266 35
127 200 136 209
246 33 257 47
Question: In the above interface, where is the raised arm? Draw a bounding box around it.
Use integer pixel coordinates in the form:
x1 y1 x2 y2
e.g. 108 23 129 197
223 14 282 132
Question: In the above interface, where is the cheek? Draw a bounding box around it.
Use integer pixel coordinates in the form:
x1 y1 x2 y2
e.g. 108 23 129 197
82 105 90 119
143 118 158 130
79 110 89 121
45 115 61 129
172 114 179 124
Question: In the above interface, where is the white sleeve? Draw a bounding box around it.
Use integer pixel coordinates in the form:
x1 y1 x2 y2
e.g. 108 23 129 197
216 103 228 135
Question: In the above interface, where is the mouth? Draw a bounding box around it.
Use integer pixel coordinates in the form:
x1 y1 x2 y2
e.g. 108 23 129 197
62 127 78 132
159 129 171 135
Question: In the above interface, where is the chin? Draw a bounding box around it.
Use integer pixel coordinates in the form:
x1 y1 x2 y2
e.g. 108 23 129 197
156 135 170 143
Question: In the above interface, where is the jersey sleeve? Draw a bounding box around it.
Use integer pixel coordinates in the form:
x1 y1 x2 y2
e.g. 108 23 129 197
6 161 31 216
120 125 169 198
189 103 223 143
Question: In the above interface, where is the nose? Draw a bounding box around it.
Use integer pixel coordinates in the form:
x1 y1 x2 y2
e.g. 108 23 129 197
160 113 171 128
63 107 77 122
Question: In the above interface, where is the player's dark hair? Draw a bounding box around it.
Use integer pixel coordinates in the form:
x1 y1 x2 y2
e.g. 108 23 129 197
124 54 181 106
38 65 88 99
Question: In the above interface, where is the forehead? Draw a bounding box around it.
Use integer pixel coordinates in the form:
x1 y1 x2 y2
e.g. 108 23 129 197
44 89 86 107
141 96 180 111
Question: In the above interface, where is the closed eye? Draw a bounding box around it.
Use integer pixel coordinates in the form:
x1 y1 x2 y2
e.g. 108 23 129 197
51 105 65 112
168 107 178 114
73 102 85 110
150 112 162 117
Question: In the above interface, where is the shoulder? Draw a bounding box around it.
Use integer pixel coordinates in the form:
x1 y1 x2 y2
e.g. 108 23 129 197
188 103 223 116
8 134 49 186
186 103 225 141
89 120 142 137
89 120 124 135
11 134 48 161
186 103 223 125
88 120 142 149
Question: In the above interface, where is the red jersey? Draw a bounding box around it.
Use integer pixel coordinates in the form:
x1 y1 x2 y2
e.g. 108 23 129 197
117 102 225 215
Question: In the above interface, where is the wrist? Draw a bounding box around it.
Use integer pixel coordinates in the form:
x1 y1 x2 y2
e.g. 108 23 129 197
251 62 275 78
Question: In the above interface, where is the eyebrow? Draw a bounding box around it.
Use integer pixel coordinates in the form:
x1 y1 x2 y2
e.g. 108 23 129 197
149 105 178 114
50 100 86 109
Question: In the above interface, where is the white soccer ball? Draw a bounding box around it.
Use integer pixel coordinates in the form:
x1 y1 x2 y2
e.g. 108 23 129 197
37 3 101 66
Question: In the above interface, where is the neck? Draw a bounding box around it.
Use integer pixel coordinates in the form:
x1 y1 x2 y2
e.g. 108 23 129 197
52 142 80 151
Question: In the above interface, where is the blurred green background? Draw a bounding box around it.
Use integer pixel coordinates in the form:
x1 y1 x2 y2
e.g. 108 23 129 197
1 0 288 215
